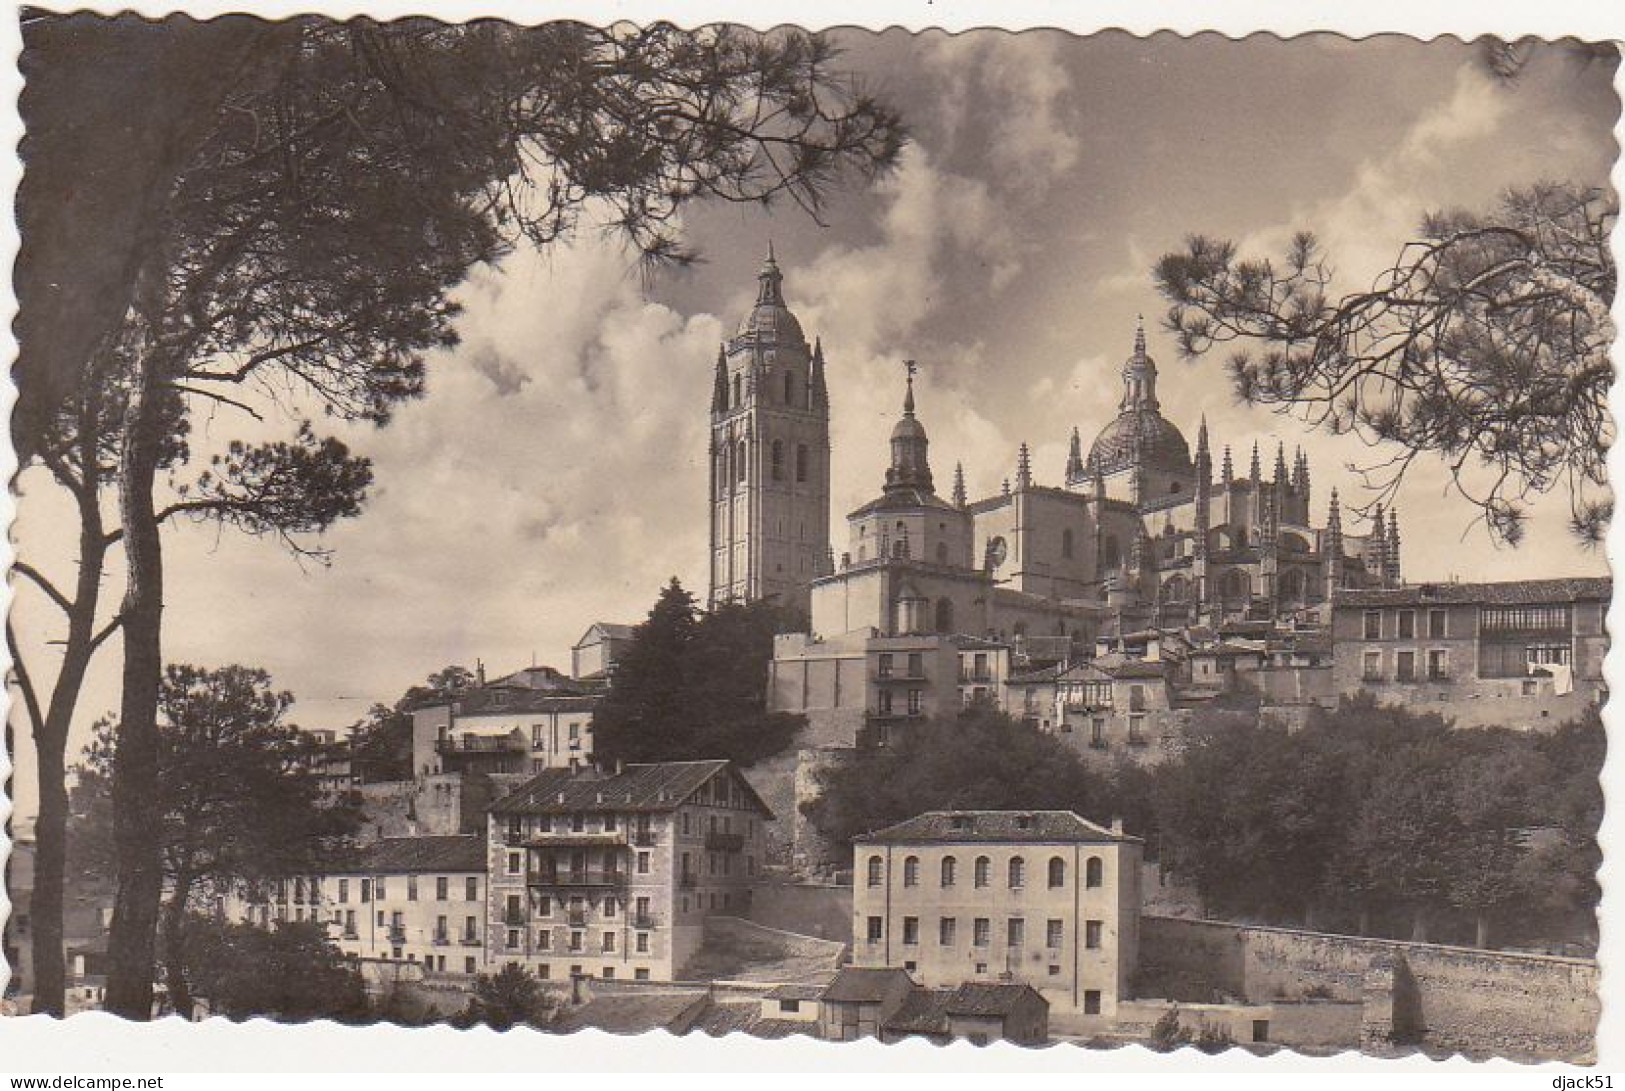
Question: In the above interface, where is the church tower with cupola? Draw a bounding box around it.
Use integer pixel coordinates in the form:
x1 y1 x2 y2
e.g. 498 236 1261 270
708 248 832 611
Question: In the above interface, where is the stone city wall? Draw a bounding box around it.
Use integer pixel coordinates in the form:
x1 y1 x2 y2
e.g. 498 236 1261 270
1137 915 1598 1061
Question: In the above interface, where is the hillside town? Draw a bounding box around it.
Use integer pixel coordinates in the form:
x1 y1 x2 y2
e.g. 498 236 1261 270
5 254 1606 1061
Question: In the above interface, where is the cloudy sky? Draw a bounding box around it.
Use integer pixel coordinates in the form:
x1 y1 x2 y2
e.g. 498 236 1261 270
9 30 1617 823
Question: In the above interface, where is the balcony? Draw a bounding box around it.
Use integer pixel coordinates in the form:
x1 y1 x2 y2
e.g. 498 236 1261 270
1127 736 1149 749
631 914 657 930
527 869 627 889
521 829 628 848
462 934 482 947
503 909 527 926
566 910 588 927
678 873 697 889
705 831 745 852
436 734 527 755
1087 739 1108 750
432 933 450 947
633 830 657 847
342 930 359 941
959 670 994 685
387 926 407 943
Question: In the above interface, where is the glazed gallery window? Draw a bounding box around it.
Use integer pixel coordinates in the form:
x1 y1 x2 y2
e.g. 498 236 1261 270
1085 857 1104 888
974 856 991 888
1363 610 1382 640
903 856 920 887
941 856 957 888
939 917 957 946
867 856 883 887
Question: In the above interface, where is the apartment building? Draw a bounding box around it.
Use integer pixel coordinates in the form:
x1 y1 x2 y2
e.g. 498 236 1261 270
237 835 488 975
851 810 1141 1021
1330 578 1610 729
485 760 774 983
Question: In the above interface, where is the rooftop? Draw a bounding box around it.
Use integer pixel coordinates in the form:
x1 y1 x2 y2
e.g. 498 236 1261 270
489 760 773 819
855 809 1138 846
821 967 918 1003
344 835 486 875
1333 577 1611 608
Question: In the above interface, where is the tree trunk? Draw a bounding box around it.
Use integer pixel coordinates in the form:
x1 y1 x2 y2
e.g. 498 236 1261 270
28 724 68 1016
1410 906 1429 943
1475 912 1491 950
102 344 167 1021
160 877 195 1021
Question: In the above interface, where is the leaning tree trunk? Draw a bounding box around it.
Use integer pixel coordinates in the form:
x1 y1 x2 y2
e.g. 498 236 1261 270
102 345 167 1021
1410 905 1429 944
1475 911 1491 950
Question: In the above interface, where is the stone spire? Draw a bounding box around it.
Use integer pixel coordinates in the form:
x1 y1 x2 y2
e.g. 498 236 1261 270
1092 460 1106 502
952 461 967 508
711 344 728 414
1387 509 1403 585
1370 503 1387 578
756 243 784 306
1324 489 1344 597
1293 446 1310 519
1016 442 1033 490
1222 445 1234 486
810 336 829 408
1249 441 1261 483
1195 416 1211 468
1274 441 1290 486
1065 426 1084 482
1002 478 1012 499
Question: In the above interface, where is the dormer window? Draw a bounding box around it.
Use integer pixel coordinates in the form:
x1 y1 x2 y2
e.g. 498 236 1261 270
1016 815 1034 830
950 815 973 831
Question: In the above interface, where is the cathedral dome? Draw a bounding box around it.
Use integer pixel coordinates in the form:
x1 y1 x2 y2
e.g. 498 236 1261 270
735 249 806 346
1086 318 1192 475
1088 408 1192 474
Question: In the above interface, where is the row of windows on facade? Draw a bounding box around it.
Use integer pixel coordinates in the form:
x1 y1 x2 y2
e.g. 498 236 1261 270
506 960 653 983
865 914 1104 951
503 892 655 923
275 875 479 904
504 848 756 881
507 927 652 955
867 854 1106 890
717 439 814 488
322 907 480 942
1362 607 1451 641
1360 642 1571 683
504 808 754 840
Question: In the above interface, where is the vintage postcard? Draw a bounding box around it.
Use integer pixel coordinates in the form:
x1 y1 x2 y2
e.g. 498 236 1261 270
2 8 1618 1073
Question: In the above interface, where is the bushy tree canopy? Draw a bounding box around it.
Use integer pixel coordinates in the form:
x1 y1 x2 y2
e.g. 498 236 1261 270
592 579 808 766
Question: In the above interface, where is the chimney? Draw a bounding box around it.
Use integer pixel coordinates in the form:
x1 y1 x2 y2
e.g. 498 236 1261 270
615 759 625 776
476 658 486 687
1110 817 1125 836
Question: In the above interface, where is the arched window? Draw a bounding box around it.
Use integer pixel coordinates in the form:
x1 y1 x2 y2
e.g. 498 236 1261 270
866 855 883 888
1085 856 1104 889
1101 535 1121 569
783 370 796 406
736 440 748 483
1222 569 1248 602
1048 857 1066 888
1062 528 1075 559
1163 574 1190 603
1008 857 1025 889
796 444 809 483
941 856 957 888
974 856 991 888
903 856 919 887
732 374 743 408
1280 568 1307 602
935 598 954 634
771 440 785 482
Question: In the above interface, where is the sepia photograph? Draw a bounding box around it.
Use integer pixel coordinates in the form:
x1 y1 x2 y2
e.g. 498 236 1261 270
2 10 1618 1070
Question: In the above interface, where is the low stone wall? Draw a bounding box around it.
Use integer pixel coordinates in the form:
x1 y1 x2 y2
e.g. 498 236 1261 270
1137 915 1598 1061
747 879 853 945
1114 998 1362 1054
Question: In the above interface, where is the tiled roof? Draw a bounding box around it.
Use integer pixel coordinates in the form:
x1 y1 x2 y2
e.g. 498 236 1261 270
456 690 599 716
944 982 1042 1017
489 760 773 819
880 989 952 1036
349 835 486 874
765 983 825 1001
856 810 1137 846
1098 660 1170 680
687 1000 764 1037
577 622 636 643
1007 663 1068 685
820 967 917 1003
551 991 709 1035
1333 577 1611 608
749 1019 818 1040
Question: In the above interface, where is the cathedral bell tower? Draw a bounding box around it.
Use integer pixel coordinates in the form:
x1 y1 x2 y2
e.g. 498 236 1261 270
708 247 832 611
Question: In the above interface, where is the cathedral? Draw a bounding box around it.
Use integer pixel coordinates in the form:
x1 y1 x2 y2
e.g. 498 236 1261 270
710 250 1404 647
